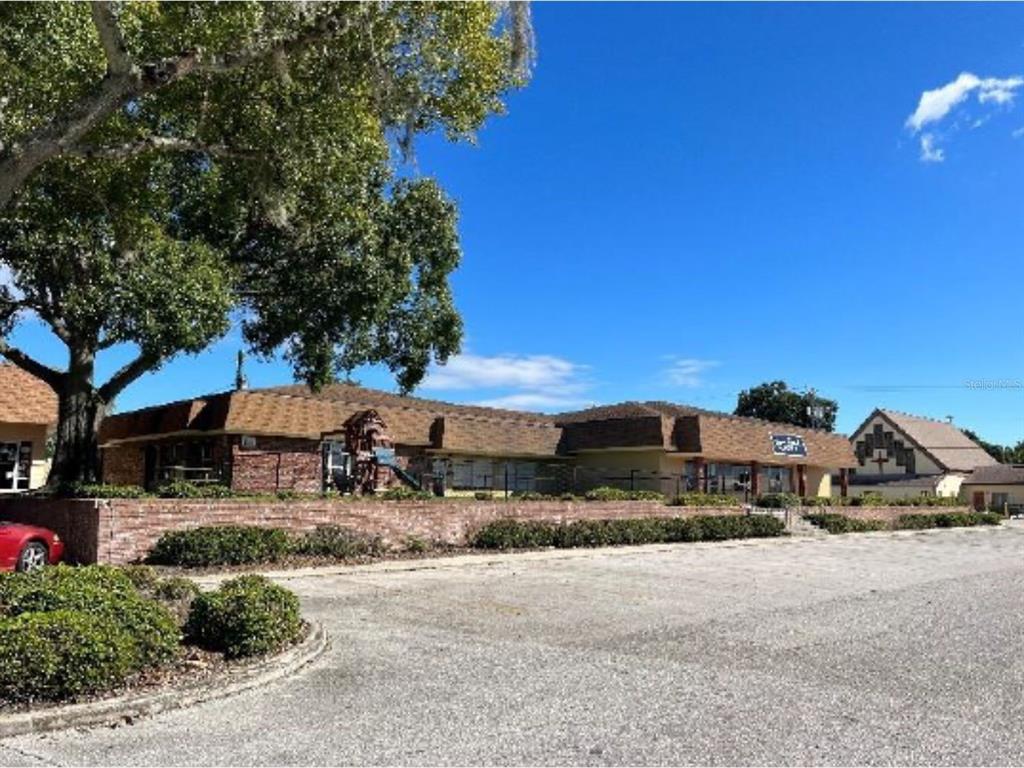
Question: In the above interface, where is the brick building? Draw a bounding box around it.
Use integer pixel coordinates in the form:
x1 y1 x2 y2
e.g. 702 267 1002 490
99 384 856 499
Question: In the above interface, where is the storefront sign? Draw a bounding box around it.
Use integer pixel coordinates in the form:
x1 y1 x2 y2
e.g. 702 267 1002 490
373 447 396 466
770 434 807 458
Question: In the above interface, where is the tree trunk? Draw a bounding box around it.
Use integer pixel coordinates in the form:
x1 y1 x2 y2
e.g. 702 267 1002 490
47 348 108 488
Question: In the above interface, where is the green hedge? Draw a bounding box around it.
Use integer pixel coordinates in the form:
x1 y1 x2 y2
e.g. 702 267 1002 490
0 610 137 702
471 514 784 550
803 513 889 534
0 566 183 702
894 511 1002 529
292 525 382 559
668 492 741 508
755 493 801 509
186 575 302 659
583 486 664 502
148 526 293 567
806 511 1002 534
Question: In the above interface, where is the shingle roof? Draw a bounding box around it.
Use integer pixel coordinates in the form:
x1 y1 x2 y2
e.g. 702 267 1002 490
100 384 562 457
962 464 1024 485
99 385 856 467
857 409 1000 473
0 364 57 426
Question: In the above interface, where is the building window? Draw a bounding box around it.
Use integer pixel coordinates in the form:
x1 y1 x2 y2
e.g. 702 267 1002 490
760 465 792 493
0 441 32 491
991 493 1009 510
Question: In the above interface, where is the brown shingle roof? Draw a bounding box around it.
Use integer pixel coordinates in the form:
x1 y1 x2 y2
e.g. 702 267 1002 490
99 385 855 467
0 364 57 426
962 464 1024 485
855 409 999 473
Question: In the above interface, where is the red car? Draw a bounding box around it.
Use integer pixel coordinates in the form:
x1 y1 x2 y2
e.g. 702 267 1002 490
0 522 65 572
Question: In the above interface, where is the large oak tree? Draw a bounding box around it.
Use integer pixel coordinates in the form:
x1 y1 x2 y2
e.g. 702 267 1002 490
0 2 533 486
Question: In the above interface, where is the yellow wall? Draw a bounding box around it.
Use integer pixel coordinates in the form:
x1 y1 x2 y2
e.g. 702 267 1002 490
960 484 1024 510
0 423 50 491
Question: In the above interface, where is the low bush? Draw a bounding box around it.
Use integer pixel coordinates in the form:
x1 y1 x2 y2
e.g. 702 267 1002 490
755 493 801 509
148 526 293 567
894 511 1002 529
58 482 152 499
0 565 181 693
473 491 494 500
510 490 552 501
890 496 965 508
0 610 137 702
293 525 382 559
668 492 740 508
156 481 236 499
799 496 831 507
803 513 889 534
377 486 433 501
186 575 302 659
583 486 664 502
404 536 431 553
471 514 784 550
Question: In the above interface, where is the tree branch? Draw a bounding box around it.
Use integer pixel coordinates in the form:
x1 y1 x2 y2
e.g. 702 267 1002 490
0 9 357 210
90 2 133 77
69 136 258 161
0 339 64 390
97 350 160 402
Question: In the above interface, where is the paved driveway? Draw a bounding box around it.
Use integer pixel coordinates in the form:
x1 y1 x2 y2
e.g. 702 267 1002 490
3 524 1024 766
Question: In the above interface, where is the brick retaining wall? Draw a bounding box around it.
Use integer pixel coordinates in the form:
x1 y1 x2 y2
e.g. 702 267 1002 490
0 498 976 566
817 505 973 522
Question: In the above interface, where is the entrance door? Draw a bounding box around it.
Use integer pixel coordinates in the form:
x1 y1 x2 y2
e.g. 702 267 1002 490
0 442 16 491
972 491 985 511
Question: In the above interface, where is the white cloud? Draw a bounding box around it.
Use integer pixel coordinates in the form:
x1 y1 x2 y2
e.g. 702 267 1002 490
1012 126 1024 139
473 392 589 411
919 133 945 163
905 72 1023 161
663 357 719 388
421 352 590 413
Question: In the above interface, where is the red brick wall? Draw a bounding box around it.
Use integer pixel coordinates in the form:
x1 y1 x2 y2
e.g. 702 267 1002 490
102 444 145 486
230 437 322 494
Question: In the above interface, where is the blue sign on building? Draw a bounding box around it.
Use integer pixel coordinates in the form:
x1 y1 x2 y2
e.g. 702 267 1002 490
770 434 807 458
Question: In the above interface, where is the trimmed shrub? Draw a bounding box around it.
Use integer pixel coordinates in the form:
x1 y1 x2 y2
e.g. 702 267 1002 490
756 493 801 509
0 610 137 702
473 491 494 500
120 564 161 593
377 486 433 501
153 576 201 603
148 526 293 567
186 576 302 659
510 490 552 501
0 565 180 671
404 536 431 553
157 481 236 499
471 514 784 550
293 525 382 559
894 511 1002 530
584 486 664 502
803 513 888 534
799 496 831 507
59 482 151 499
669 493 741 508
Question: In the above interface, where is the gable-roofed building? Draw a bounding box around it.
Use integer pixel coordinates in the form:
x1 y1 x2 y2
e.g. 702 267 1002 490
843 408 999 500
99 384 856 499
0 364 57 492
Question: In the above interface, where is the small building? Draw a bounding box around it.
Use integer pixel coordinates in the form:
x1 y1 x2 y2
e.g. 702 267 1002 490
960 465 1024 514
0 364 57 492
99 384 856 499
842 408 999 500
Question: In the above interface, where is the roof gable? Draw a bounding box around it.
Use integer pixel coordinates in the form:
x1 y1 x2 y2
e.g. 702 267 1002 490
0 364 58 426
852 408 999 473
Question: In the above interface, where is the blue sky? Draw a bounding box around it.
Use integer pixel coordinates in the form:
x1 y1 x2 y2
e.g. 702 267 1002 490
9 3 1024 443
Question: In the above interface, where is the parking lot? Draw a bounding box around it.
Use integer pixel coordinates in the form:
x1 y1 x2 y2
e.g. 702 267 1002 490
3 523 1023 766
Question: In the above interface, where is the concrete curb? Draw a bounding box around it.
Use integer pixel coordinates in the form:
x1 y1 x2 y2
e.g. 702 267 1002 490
193 521 1022 587
0 620 328 739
